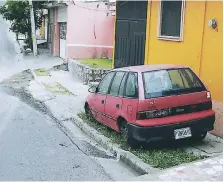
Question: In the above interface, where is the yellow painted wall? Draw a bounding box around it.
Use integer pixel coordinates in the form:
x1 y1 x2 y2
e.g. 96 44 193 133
146 1 206 75
145 0 223 102
40 17 45 38
200 1 223 136
200 1 223 102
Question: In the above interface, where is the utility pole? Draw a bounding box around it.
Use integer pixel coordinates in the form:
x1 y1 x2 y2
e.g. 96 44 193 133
29 0 37 56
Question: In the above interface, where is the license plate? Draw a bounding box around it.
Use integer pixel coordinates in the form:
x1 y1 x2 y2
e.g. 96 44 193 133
174 127 192 140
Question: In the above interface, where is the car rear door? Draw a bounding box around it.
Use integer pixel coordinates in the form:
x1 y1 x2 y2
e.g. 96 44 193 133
91 71 115 124
104 71 127 130
121 72 139 124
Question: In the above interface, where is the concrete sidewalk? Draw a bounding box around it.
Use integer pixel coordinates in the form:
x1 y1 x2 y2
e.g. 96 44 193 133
131 155 223 181
30 70 89 118
23 49 64 71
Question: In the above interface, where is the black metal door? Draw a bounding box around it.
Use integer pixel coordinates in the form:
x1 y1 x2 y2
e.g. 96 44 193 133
114 1 148 68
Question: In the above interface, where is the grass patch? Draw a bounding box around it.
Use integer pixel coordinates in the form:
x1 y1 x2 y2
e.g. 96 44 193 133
43 82 73 95
77 112 206 169
77 58 112 69
34 68 49 76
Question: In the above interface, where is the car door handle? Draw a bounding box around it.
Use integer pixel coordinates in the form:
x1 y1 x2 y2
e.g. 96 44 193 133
116 104 119 108
101 100 105 104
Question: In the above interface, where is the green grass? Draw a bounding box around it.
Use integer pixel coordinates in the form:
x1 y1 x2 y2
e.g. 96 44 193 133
77 58 112 69
34 68 49 76
43 82 73 95
77 112 206 169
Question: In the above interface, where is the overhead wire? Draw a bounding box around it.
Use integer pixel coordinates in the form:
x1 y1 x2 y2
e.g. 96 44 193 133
71 0 115 12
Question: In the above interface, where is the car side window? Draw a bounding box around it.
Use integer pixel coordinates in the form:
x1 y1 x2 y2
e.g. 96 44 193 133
118 72 128 97
97 72 115 94
109 72 125 96
125 72 138 98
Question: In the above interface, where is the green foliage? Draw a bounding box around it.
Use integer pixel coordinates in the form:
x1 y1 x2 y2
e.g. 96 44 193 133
34 68 49 76
0 0 48 48
77 58 112 69
0 1 45 33
77 111 207 169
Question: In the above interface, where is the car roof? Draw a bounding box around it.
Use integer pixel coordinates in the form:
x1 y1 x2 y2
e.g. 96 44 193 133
112 64 189 73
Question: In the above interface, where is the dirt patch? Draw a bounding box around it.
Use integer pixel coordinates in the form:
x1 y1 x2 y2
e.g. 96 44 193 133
43 82 74 95
34 68 49 76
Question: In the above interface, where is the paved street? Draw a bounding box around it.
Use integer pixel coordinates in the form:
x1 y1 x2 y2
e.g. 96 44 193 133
0 92 112 180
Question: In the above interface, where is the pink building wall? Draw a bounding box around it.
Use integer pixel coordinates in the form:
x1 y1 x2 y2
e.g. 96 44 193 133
66 2 115 59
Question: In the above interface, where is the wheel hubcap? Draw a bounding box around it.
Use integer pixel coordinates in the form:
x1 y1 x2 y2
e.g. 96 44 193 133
120 123 128 139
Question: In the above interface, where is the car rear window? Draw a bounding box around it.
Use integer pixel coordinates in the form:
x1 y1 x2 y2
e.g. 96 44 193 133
143 68 206 99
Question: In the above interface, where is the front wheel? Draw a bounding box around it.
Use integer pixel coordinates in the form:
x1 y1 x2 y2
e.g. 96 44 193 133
84 104 93 120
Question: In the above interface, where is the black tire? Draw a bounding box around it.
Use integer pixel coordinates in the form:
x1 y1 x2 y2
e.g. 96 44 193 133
84 104 93 120
119 120 141 148
194 131 207 141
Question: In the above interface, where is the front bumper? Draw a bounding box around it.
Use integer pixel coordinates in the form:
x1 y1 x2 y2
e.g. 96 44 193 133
128 115 215 142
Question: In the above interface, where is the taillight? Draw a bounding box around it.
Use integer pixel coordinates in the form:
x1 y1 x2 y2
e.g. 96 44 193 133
137 108 171 120
207 91 211 99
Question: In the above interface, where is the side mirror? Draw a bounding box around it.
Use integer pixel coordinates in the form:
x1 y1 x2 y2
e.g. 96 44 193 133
88 86 97 93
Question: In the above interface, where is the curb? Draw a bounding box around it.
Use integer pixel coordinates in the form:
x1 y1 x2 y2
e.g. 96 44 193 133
71 115 160 175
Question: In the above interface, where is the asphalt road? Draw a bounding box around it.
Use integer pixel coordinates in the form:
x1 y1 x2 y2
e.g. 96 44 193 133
0 91 114 180
0 16 112 180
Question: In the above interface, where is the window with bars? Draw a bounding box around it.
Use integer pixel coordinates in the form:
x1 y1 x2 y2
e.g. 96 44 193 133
158 0 185 41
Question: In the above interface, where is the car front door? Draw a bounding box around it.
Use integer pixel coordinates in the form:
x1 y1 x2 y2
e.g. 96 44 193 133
104 71 127 130
91 71 115 124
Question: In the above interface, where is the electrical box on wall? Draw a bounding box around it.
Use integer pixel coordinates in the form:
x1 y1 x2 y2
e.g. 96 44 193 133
208 18 217 29
43 9 48 15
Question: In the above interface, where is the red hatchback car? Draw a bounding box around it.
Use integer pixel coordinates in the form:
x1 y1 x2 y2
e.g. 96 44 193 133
85 65 215 147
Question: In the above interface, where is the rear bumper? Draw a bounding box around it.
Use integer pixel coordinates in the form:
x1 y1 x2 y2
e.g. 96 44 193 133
128 115 215 142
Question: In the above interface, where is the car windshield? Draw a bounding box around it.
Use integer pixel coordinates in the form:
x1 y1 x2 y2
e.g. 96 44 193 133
143 68 206 99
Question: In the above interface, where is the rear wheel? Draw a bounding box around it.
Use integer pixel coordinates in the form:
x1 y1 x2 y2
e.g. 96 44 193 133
119 120 141 148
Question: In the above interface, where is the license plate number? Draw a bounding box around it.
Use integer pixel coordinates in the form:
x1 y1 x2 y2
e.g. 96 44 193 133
174 127 192 140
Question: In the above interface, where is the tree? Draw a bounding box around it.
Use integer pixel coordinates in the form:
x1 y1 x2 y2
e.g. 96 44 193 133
0 0 46 49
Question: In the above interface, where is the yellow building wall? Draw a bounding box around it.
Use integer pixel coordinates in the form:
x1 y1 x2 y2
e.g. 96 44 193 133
145 1 206 75
200 1 223 102
40 17 45 38
145 0 223 136
199 1 223 136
